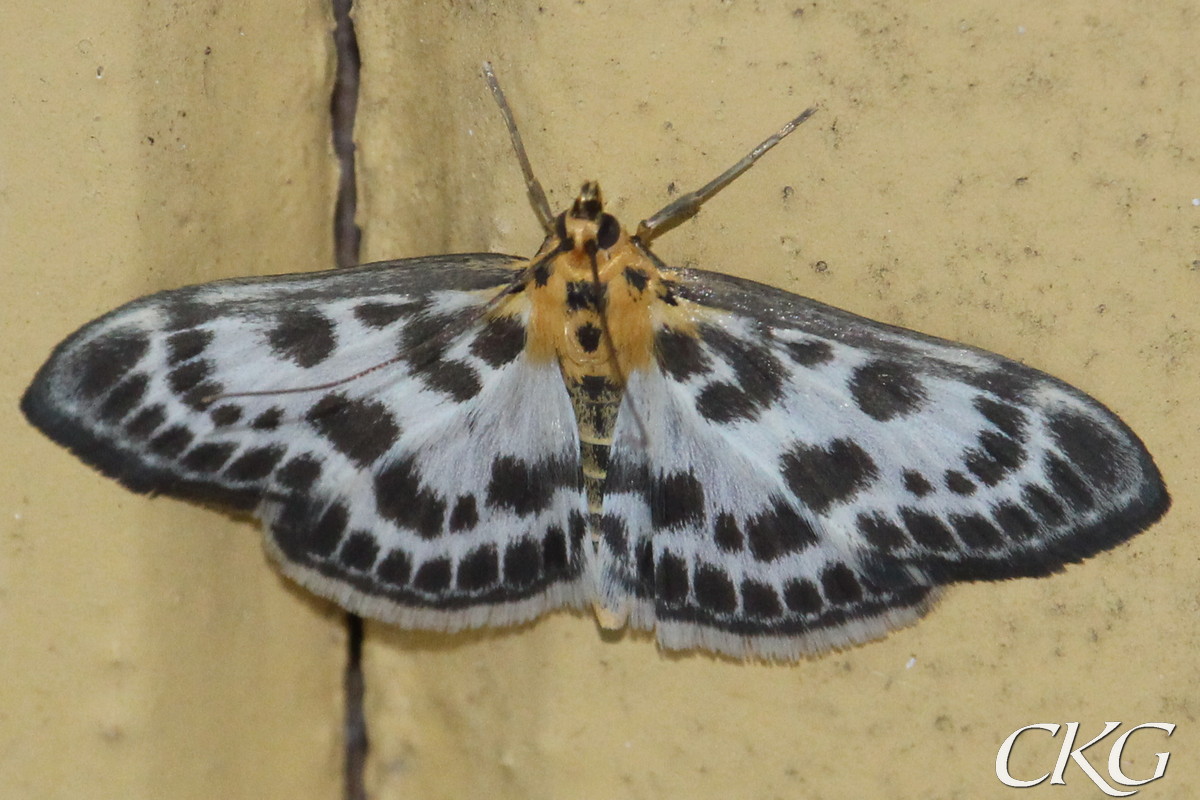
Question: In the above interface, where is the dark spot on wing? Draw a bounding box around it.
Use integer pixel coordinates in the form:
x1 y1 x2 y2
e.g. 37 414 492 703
340 531 379 571
210 404 243 427
965 430 1025 486
713 512 743 552
377 550 412 586
655 328 711 382
900 508 957 550
470 316 526 367
857 512 908 551
636 539 654 592
1021 483 1065 526
781 438 878 513
974 396 1026 438
418 359 482 402
1045 455 1094 510
648 471 705 530
449 495 479 532
413 558 452 593
783 579 823 614
166 329 213 365
543 526 570 575
944 469 976 495
741 580 782 618
251 407 284 431
374 457 446 538
992 502 1039 540
304 502 349 557
125 405 166 439
268 309 337 368
784 339 834 367
693 564 737 614
78 330 149 398
600 514 628 558
950 513 1003 549
1048 412 1121 488
701 323 785 410
821 563 862 605
181 442 236 473
696 381 758 423
458 546 499 590
165 302 219 331
97 374 148 422
353 300 424 328
849 359 927 421
226 445 285 482
307 393 401 466
278 454 322 493
149 425 193 458
902 470 933 497
745 499 818 561
504 539 541 586
656 551 689 605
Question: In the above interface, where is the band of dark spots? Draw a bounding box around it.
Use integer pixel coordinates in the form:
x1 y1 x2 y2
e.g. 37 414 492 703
1021 483 1065 526
849 359 927 421
1045 455 1094 510
458 546 499 591
470 316 526 367
949 514 1002 549
693 564 737 614
543 526 570 575
655 328 711 382
125 405 166 439
306 393 400 466
785 339 835 367
857 512 908 551
781 438 878 513
746 499 817 561
339 531 379 571
374 457 446 538
821 563 863 605
992 502 1039 540
902 470 934 497
742 580 783 618
251 407 284 431
413 558 452 593
648 470 705 530
624 267 649 292
696 381 758 423
900 508 957 550
945 469 976 495
353 300 424 328
713 512 743 552
210 404 243 427
377 549 412 586
225 445 285 482
974 396 1026 438
449 495 479 532
575 323 602 353
1048 413 1121 488
167 329 213 365
504 539 541 586
78 330 150 398
277 454 322 493
419 359 482 403
268 309 337 368
181 442 237 473
965 430 1025 486
783 579 823 614
149 425 193 458
97 374 149 422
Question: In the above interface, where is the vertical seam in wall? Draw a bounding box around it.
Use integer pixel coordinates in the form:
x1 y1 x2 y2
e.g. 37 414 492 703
329 1 367 798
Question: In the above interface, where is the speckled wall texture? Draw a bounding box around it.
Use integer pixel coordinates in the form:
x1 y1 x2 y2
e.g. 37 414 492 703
4 2 1197 799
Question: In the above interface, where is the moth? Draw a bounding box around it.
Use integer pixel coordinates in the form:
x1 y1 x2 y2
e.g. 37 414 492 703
23 65 1169 660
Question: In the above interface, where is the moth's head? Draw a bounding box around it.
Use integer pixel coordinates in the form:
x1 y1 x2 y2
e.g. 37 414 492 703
554 181 626 256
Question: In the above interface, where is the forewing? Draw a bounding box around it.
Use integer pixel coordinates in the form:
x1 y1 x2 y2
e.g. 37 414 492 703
599 268 1168 659
23 254 591 629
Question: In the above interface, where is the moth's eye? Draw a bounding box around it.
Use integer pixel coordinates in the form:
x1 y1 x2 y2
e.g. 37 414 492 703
596 214 621 250
554 214 574 251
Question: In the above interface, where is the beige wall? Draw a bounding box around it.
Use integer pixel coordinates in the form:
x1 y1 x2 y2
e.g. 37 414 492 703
4 1 1197 798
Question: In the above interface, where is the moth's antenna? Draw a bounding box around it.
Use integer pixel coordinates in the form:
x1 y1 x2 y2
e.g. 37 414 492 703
483 62 555 233
636 106 818 243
